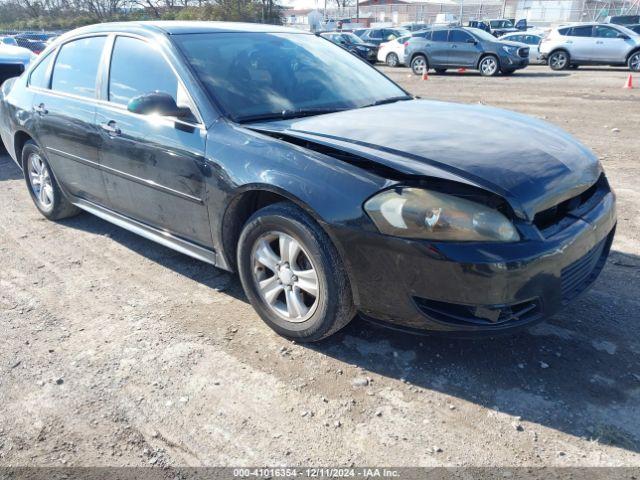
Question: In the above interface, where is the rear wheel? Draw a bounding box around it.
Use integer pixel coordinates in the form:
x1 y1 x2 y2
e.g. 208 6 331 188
629 51 640 72
22 140 80 220
548 50 569 70
411 54 428 75
237 202 355 342
479 55 499 76
386 52 399 67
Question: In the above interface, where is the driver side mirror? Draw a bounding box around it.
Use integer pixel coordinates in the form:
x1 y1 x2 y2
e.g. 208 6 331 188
127 92 191 118
466 38 478 44
617 33 629 39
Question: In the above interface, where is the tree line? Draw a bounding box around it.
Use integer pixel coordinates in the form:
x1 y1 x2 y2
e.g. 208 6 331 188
0 0 283 30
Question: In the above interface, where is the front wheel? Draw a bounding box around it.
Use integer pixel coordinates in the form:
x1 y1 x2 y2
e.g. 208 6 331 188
628 51 640 72
22 140 80 220
237 202 355 342
386 52 399 67
411 54 428 75
479 55 500 76
548 50 569 70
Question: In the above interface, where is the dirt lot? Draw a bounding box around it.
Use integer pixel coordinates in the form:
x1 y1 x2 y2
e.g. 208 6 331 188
1 65 640 468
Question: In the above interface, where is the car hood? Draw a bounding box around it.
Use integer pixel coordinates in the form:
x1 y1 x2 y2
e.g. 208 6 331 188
248 100 601 220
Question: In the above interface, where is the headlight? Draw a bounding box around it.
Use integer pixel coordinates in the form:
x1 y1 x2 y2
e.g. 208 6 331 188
364 187 519 242
502 45 518 55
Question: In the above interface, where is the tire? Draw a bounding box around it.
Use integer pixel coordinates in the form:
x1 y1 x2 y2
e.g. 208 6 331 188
386 52 399 67
434 68 447 74
411 54 428 75
548 50 569 70
237 202 355 342
478 55 500 76
22 140 80 220
628 51 640 72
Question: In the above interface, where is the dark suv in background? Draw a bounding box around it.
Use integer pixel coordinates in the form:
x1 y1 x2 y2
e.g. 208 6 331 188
405 26 530 76
355 27 411 45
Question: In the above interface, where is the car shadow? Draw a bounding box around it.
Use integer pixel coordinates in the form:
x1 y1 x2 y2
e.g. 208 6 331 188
4 156 640 453
432 71 570 78
0 150 23 181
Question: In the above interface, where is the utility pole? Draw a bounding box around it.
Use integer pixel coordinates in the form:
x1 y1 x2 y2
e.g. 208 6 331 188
356 0 359 23
459 0 464 24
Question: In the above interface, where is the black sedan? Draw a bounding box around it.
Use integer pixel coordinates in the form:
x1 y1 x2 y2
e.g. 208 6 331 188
319 32 378 63
0 22 616 341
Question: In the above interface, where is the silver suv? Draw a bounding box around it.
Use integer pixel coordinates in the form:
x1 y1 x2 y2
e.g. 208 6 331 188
539 22 640 71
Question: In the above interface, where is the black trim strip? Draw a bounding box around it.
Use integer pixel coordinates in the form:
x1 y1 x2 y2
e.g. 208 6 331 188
46 147 203 204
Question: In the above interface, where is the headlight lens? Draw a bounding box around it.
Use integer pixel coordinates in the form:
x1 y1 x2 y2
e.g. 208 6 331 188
502 45 518 55
364 188 519 242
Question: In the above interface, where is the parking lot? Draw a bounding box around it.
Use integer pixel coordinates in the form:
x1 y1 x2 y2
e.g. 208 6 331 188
1 64 639 467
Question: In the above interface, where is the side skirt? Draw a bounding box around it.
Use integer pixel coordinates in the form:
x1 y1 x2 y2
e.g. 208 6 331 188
73 198 218 267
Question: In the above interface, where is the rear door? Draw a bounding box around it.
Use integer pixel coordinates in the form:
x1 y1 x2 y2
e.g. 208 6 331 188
95 35 212 247
447 29 480 67
428 29 451 66
565 25 595 60
31 35 109 205
592 25 629 62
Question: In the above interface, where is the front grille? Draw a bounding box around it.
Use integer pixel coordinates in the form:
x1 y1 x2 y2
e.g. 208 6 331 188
518 47 530 58
561 233 612 304
533 174 609 237
414 297 542 327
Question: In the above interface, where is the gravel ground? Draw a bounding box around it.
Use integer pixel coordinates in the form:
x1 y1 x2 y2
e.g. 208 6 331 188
1 65 639 468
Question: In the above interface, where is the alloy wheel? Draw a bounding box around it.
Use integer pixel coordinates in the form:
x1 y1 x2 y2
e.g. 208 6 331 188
480 57 498 76
251 231 320 323
549 52 568 70
412 56 426 75
386 53 399 67
28 153 54 210
630 52 640 72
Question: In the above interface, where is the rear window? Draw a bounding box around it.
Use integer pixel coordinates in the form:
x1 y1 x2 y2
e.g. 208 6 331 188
558 27 571 35
431 30 448 42
568 25 593 37
51 36 106 98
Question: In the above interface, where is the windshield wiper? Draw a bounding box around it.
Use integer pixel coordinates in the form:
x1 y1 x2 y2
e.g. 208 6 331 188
236 107 350 123
359 95 413 109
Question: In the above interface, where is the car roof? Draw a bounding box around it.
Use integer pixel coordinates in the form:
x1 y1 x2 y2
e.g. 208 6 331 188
62 21 307 37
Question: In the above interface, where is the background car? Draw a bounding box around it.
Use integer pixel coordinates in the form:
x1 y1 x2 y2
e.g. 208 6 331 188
500 32 545 63
539 22 640 71
0 42 35 84
377 34 412 66
627 24 640 35
405 26 529 76
320 32 378 63
356 27 411 46
605 14 640 25
0 37 18 47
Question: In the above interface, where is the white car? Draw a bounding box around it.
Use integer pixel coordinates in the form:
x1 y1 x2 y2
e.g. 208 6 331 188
500 32 546 63
377 35 411 67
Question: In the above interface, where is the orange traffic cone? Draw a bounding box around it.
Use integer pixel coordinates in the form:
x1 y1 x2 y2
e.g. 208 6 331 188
624 74 633 89
421 70 429 81
457 67 467 73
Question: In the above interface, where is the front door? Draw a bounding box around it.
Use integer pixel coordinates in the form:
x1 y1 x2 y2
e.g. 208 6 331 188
96 35 212 248
447 29 480 67
428 29 451 66
31 36 109 205
592 25 629 62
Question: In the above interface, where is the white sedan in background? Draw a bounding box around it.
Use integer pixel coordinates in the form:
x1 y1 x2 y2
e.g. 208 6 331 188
377 35 411 67
499 32 546 63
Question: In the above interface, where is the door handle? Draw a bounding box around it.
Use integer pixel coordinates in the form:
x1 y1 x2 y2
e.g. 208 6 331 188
34 103 48 115
451 45 458 48
100 121 121 136
565 40 573 44
596 41 603 44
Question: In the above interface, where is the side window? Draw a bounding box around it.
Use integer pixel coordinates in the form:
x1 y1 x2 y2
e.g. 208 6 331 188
594 26 621 38
29 52 54 89
51 36 106 98
558 27 570 36
108 36 179 107
569 26 593 37
526 35 541 45
369 29 382 39
431 30 448 42
449 30 473 42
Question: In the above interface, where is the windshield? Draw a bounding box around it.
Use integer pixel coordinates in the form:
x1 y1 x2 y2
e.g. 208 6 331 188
490 20 513 28
174 32 408 122
467 28 498 42
616 25 640 36
342 33 365 44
